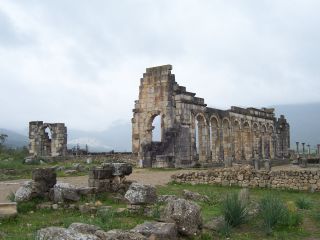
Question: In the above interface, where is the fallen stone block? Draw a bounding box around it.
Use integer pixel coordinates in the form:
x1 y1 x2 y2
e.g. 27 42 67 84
0 203 17 219
124 183 157 205
162 198 202 237
36 226 99 240
132 222 177 240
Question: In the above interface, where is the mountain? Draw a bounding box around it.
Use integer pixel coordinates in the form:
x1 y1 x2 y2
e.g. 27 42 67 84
68 121 132 152
0 128 28 148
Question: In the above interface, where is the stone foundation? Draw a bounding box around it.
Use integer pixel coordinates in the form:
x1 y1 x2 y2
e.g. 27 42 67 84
171 165 320 191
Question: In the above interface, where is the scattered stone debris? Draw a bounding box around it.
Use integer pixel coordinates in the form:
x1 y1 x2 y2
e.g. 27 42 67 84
15 168 57 202
162 198 202 237
182 190 210 202
36 224 148 240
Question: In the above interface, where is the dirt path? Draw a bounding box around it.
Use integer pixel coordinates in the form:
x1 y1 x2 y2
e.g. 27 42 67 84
0 169 194 203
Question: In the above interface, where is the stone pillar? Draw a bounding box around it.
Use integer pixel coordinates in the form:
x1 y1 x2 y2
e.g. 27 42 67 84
296 142 299 156
307 144 311 156
302 143 305 156
253 159 260 170
264 159 271 171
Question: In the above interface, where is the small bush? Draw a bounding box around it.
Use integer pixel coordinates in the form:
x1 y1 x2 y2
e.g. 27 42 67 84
197 232 214 240
280 209 303 227
222 192 248 227
218 220 232 238
295 197 312 210
259 194 286 235
97 209 115 224
6 191 15 202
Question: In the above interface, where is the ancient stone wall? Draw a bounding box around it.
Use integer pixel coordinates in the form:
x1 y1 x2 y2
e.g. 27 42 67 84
132 65 290 168
171 166 320 191
29 121 67 157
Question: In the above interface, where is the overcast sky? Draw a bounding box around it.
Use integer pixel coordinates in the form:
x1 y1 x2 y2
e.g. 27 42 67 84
0 0 319 132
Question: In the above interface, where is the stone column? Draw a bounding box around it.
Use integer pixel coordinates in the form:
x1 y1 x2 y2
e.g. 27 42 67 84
302 143 305 156
296 142 299 156
307 144 311 156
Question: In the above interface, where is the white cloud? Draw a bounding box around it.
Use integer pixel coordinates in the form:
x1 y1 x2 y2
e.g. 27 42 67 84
0 0 319 131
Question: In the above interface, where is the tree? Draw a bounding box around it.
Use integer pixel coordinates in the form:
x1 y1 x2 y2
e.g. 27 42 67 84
0 134 8 145
0 134 8 151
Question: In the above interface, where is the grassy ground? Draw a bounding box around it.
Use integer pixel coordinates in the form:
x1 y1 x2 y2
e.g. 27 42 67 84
158 183 320 239
1 183 320 239
0 149 98 181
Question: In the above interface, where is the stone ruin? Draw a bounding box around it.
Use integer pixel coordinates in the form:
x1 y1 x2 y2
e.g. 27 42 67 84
132 65 290 168
29 121 67 157
88 163 133 193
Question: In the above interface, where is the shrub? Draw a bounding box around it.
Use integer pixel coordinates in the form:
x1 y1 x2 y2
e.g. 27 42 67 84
218 220 232 238
280 209 303 227
295 197 312 210
259 194 286 235
222 192 248 227
6 191 15 202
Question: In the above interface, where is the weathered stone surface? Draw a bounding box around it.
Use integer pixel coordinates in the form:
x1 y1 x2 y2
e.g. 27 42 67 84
15 181 35 202
182 190 209 202
111 163 132 176
32 168 57 190
0 203 17 219
36 227 99 240
124 183 157 205
95 229 147 240
171 166 320 192
29 121 67 157
132 65 290 168
68 223 101 235
162 198 202 236
89 168 113 179
132 222 177 240
157 195 180 203
53 183 80 202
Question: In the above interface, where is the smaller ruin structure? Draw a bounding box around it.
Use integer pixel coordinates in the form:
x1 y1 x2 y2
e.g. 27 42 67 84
29 121 67 157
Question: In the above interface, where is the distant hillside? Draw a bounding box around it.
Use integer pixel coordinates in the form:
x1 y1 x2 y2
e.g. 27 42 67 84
0 128 28 148
68 121 131 152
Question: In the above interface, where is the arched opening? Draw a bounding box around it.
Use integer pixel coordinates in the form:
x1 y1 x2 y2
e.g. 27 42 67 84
242 122 251 160
233 120 241 161
43 126 52 156
151 115 162 142
261 125 267 158
252 123 259 158
210 117 220 162
222 118 231 161
268 126 275 159
195 114 207 162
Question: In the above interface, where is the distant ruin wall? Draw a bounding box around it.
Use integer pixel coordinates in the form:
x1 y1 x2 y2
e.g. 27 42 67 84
171 166 320 191
132 65 290 168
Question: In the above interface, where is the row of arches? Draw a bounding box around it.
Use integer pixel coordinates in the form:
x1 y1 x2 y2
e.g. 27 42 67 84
194 113 276 163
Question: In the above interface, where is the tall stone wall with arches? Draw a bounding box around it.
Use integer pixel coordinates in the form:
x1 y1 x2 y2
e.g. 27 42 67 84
29 121 67 157
132 65 290 168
